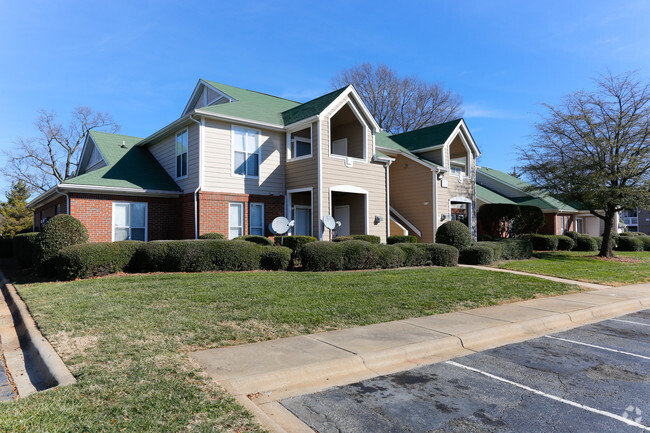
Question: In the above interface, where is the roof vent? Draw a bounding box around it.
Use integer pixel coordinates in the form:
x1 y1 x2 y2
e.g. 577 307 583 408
120 141 127 149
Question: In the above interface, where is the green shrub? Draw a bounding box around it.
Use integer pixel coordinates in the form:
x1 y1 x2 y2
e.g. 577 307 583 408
530 234 559 251
56 241 141 280
616 236 644 252
300 241 344 271
13 232 38 268
639 236 650 251
333 234 381 244
374 244 406 268
131 241 170 272
436 221 471 250
620 231 644 236
198 232 226 239
593 236 603 250
499 239 533 260
477 234 496 242
557 235 575 251
574 235 598 252
235 235 274 246
513 205 545 236
0 238 12 258
564 231 580 242
387 235 417 244
36 215 89 272
394 243 430 267
208 240 261 271
161 240 215 272
421 243 459 267
275 235 317 267
476 241 505 261
337 240 380 270
459 246 494 265
478 203 520 238
260 246 292 271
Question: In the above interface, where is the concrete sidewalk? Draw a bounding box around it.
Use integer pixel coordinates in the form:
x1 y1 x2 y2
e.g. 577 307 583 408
190 275 650 433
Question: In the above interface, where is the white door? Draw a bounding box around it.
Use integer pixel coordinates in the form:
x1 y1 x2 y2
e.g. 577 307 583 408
334 205 350 237
293 206 311 236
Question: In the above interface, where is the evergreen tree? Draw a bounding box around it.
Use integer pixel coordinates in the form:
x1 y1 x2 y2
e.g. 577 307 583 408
0 181 32 238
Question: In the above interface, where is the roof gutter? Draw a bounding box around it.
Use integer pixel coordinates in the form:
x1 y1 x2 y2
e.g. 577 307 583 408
55 186 70 215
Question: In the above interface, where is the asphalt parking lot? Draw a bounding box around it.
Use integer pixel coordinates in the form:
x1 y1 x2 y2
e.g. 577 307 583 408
282 309 650 432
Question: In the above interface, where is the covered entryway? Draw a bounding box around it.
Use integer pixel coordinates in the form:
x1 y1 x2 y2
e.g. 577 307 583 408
287 189 313 236
330 186 368 239
450 196 472 228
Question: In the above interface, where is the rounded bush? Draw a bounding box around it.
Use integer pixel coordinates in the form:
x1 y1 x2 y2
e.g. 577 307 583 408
436 221 472 250
564 231 580 242
476 241 505 261
13 232 38 268
477 234 496 242
387 235 417 245
557 235 575 251
337 240 380 270
131 241 170 272
421 243 459 267
620 231 644 236
57 240 141 280
574 235 598 252
210 240 261 271
499 239 533 260
616 236 644 252
459 246 494 265
199 232 226 239
260 246 292 270
333 234 381 244
593 236 604 250
394 243 430 267
640 236 650 251
530 234 559 251
36 215 89 272
275 235 317 268
300 241 344 271
374 244 406 268
235 235 274 246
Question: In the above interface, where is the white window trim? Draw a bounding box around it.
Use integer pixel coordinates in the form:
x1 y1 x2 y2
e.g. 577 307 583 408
228 202 244 239
293 205 312 236
231 125 261 179
250 202 264 236
289 136 313 161
175 128 189 180
327 102 368 163
286 124 314 162
111 202 148 242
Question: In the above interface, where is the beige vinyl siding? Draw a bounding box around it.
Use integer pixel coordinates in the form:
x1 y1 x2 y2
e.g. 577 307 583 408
148 123 199 192
202 119 285 195
389 154 434 242
437 141 476 236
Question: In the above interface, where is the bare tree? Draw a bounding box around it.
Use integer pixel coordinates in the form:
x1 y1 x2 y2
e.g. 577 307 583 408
3 107 119 192
331 63 463 134
519 71 650 257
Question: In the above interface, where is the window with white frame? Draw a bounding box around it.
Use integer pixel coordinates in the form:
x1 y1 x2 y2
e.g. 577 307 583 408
250 203 264 236
229 202 244 239
176 129 188 179
113 202 147 241
289 127 312 159
232 126 260 177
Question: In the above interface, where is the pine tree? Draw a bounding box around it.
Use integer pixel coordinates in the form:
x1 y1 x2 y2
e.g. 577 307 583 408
0 181 33 238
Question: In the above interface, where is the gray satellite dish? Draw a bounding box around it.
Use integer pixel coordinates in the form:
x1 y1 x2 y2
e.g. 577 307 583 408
323 215 336 230
271 217 292 235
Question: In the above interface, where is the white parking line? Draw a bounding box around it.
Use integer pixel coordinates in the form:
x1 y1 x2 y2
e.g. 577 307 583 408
446 361 650 431
544 335 650 360
609 318 650 328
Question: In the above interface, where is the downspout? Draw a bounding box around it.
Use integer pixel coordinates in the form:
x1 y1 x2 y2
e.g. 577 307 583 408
317 117 323 240
433 168 439 242
189 115 202 239
55 186 70 215
385 160 391 241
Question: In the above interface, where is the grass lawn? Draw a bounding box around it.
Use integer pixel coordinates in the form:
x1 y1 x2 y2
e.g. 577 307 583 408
0 267 578 432
498 251 650 286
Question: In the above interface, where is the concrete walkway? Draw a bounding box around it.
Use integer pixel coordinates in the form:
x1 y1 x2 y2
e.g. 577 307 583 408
191 271 650 433
0 342 15 401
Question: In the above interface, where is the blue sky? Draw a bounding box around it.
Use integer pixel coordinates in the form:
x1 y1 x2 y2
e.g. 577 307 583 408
1 0 649 195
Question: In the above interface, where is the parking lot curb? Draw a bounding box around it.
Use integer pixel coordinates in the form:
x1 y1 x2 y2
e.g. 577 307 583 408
0 272 75 397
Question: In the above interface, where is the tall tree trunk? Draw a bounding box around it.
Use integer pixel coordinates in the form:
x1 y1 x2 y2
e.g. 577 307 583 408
599 209 617 258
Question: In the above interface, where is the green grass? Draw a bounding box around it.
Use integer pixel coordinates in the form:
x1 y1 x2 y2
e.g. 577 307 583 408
498 251 650 286
0 267 578 432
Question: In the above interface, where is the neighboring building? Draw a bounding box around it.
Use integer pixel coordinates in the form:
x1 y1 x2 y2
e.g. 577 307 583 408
476 167 610 236
621 208 650 234
376 119 481 242
29 80 391 242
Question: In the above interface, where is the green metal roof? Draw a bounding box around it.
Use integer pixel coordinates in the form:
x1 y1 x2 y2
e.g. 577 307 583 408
476 184 517 205
389 119 462 151
63 131 181 192
477 167 576 211
282 87 347 126
375 131 443 169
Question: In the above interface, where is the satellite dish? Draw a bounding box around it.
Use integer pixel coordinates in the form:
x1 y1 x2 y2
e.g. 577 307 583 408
323 215 336 230
271 217 292 235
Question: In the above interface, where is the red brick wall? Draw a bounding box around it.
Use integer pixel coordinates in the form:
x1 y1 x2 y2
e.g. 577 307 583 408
34 196 68 230
180 193 195 239
198 192 284 238
68 193 180 242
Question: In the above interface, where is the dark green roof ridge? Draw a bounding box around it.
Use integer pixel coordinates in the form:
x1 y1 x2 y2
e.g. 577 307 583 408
389 119 462 151
281 87 348 126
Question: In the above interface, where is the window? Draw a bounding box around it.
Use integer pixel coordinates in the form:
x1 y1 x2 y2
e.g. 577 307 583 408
113 202 147 241
293 206 311 236
176 129 188 179
576 217 584 234
55 204 61 215
232 126 260 177
250 203 264 236
229 203 244 239
450 165 463 175
292 137 311 159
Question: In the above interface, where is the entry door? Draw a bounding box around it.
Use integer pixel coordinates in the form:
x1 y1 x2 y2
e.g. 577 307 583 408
293 206 311 236
334 205 350 237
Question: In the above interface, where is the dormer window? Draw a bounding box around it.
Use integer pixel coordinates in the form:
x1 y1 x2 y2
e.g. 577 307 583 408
176 129 188 179
88 146 103 167
289 127 312 160
449 134 469 177
329 103 366 161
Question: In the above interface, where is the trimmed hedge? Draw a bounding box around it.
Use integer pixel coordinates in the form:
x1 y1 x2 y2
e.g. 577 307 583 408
477 234 496 242
394 243 430 267
36 215 89 272
57 241 142 280
333 234 381 244
260 246 292 270
639 236 650 251
387 235 418 245
530 234 559 251
0 238 12 258
478 239 532 261
375 244 406 268
616 236 644 252
300 241 344 271
338 240 380 270
593 236 603 250
199 232 226 239
275 235 317 268
13 232 38 268
620 231 644 236
564 231 580 242
574 235 598 252
436 221 472 250
459 246 494 265
476 241 504 261
557 235 575 251
235 235 274 246
421 243 459 267
131 241 170 272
